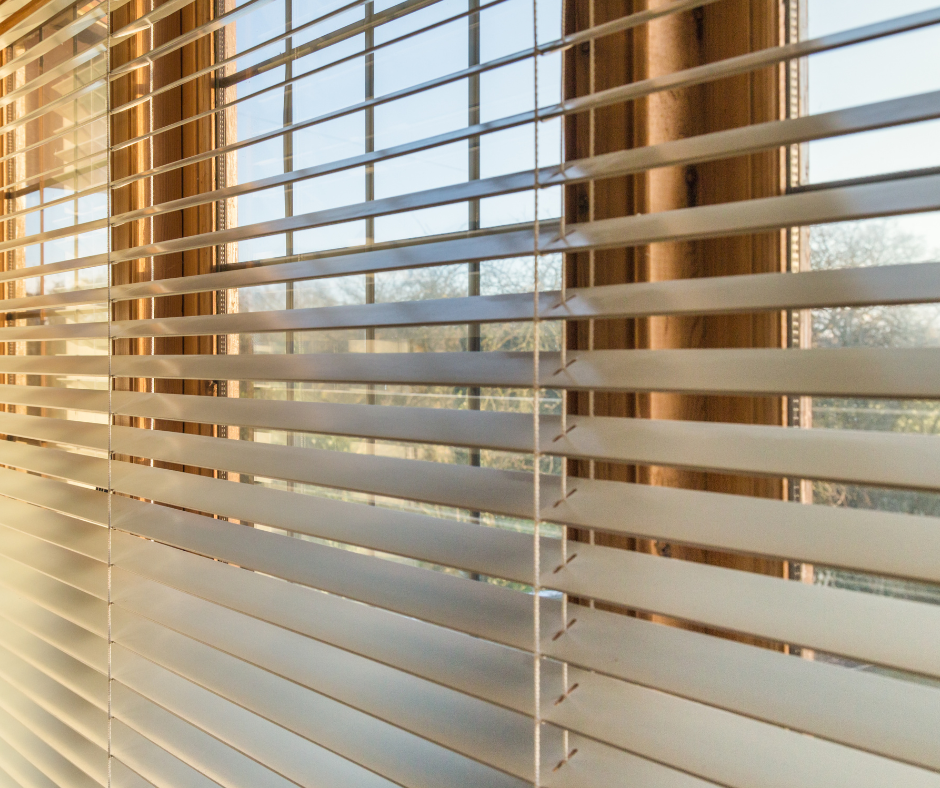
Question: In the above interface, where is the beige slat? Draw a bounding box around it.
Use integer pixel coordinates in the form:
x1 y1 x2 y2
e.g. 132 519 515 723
11 253 940 341
0 734 58 788
113 611 638 788
0 527 107 601
0 646 106 750
4 414 937 591
110 760 158 788
4 185 938 317
110 0 375 119
0 674 106 787
107 0 278 80
0 0 89 51
108 426 940 583
0 495 107 562
0 287 108 314
0 704 100 788
560 7 940 118
107 6 938 200
109 224 549 300
113 529 940 772
106 347 940 398
112 515 537 652
104 258 940 339
108 388 940 492
0 621 106 709
0 0 107 66
105 86 940 243
0 441 108 489
113 637 499 788
0 323 106 342
112 684 332 788
0 411 108 450
0 385 109 413
0 465 109 526
0 555 107 639
111 581 940 788
99 170 940 270
113 599 545 785
552 544 940 680
111 721 224 788
546 663 940 788
0 585 107 673
0 356 108 378
551 174 940 255
0 220 544 287
0 763 23 788
112 485 940 680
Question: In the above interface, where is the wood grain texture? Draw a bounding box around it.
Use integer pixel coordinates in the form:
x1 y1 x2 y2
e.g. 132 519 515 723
565 0 788 643
111 0 217 475
149 0 216 474
111 0 156 446
0 0 51 39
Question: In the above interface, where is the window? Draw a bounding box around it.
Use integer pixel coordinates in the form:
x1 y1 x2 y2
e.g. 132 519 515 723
1 1 939 786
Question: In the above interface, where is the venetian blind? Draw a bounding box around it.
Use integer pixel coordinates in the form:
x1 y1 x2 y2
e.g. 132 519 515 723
0 0 939 787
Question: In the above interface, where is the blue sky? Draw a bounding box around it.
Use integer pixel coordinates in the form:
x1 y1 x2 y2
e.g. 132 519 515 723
807 0 940 254
226 0 939 264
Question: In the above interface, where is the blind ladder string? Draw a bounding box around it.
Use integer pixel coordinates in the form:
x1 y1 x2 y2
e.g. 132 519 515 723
532 0 542 784
587 0 596 581
105 0 113 784
555 0 575 770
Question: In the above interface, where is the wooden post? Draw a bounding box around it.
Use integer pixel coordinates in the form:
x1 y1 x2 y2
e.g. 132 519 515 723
149 0 216 477
565 0 788 643
111 0 155 460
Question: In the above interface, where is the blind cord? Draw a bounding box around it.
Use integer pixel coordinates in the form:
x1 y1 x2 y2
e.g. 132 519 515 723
532 1 542 785
105 0 113 785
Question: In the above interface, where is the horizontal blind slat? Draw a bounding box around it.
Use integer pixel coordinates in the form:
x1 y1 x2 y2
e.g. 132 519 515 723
102 386 940 491
0 677 106 787
0 733 58 788
108 0 370 116
551 174 940 253
560 8 940 117
0 528 107 601
107 347 940 398
108 225 549 299
0 648 106 750
110 760 157 788
112 595 940 788
113 598 542 783
112 527 940 770
107 0 277 81
112 684 341 788
0 496 107 562
110 88 940 233
9 249 940 325
110 721 224 788
106 426 940 582
112 631 521 788
0 629 106 714
103 170 940 268
553 545 940 679
0 556 107 639
112 520 537 649
0 467 109 526
0 441 108 489
545 668 940 788
0 587 107 674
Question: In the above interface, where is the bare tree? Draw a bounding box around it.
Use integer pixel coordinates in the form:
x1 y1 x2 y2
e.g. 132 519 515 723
811 220 940 352
811 221 940 604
